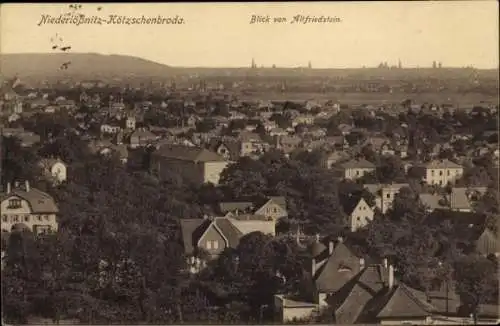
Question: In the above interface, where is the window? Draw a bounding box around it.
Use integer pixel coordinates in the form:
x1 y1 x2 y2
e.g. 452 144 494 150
11 215 19 222
1 215 7 222
43 215 49 221
386 193 391 199
24 215 30 222
447 170 450 176
431 170 435 176
37 215 42 221
439 171 443 176
213 241 219 249
356 170 360 176
206 241 212 249
273 207 278 213
7 199 22 209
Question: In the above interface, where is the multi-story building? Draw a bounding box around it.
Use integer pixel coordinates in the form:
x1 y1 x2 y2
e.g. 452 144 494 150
151 144 229 185
340 158 376 180
416 159 464 186
1 181 59 235
180 215 275 273
364 183 409 214
38 158 67 184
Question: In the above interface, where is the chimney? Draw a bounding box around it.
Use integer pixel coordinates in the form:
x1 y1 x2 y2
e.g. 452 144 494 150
311 258 316 276
6 182 11 194
359 258 365 269
329 241 334 255
383 258 388 268
337 236 344 244
25 180 30 192
388 264 395 289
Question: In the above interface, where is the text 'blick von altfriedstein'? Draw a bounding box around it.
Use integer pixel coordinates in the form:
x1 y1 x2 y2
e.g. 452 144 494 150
249 15 342 24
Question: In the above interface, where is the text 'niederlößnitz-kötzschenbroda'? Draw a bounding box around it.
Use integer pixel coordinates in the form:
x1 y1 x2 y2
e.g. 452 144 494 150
37 13 185 26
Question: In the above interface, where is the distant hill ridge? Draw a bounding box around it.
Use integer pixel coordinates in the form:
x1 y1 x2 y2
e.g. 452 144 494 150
0 53 173 78
1 52 498 80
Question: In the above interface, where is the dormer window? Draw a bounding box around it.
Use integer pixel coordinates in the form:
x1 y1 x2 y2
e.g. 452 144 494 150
338 263 352 272
8 199 22 209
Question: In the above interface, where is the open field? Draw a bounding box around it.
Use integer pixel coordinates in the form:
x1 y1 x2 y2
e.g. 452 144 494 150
236 91 499 106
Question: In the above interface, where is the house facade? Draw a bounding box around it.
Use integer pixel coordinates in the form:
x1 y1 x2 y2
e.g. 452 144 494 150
417 159 464 186
340 159 376 180
180 215 275 273
219 196 288 222
341 197 374 232
38 158 67 184
152 145 229 185
365 183 409 214
1 181 59 235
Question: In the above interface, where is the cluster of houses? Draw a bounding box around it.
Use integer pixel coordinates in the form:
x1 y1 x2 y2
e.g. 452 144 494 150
275 232 498 324
1 78 498 324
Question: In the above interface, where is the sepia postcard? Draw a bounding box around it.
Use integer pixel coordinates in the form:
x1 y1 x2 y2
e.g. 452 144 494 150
0 1 499 325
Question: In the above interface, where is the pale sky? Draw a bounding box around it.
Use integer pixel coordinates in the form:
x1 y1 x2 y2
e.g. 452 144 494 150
0 1 498 69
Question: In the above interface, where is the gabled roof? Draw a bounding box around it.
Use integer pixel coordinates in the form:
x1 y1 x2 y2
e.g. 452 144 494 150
0 188 59 213
131 129 156 139
332 265 389 324
154 144 226 162
423 159 463 169
39 158 65 170
179 217 244 255
340 195 366 216
209 138 241 161
238 131 261 142
229 216 274 236
419 193 447 211
377 283 436 319
341 158 376 169
309 241 327 258
179 218 207 255
475 228 498 256
213 218 243 248
267 196 287 210
449 187 487 210
314 242 362 293
218 202 254 214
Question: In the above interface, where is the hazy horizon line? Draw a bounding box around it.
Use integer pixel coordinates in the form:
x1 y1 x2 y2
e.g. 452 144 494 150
1 51 499 71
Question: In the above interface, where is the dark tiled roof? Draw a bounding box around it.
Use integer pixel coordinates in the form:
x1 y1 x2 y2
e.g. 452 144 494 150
341 158 376 169
268 196 287 210
333 265 389 324
309 241 327 258
215 218 243 248
340 194 363 216
154 144 226 162
314 242 362 293
179 217 244 255
0 188 59 213
179 218 208 255
218 202 254 214
377 283 435 318
423 159 463 169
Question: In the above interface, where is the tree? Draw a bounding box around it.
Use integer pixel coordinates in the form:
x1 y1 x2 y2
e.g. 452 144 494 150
454 255 498 323
376 155 406 183
1 136 39 184
195 118 217 133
